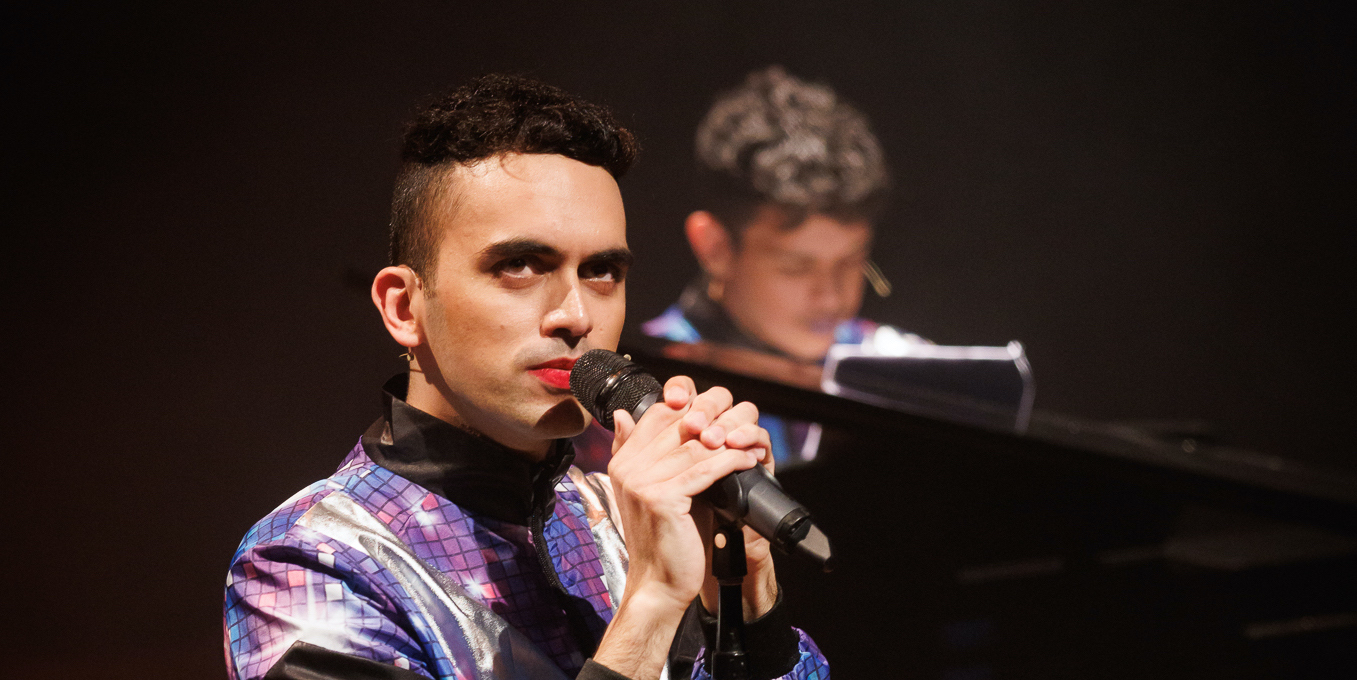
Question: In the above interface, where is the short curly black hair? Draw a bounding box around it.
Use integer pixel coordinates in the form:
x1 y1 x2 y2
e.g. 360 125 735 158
695 66 889 240
389 74 639 282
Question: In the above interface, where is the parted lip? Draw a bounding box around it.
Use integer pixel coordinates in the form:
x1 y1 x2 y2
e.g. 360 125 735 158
528 357 578 371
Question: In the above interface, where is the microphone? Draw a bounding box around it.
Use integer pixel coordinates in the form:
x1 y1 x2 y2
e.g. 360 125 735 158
571 349 832 569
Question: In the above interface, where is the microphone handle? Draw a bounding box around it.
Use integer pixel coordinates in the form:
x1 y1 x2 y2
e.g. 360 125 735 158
628 390 816 557
705 465 813 555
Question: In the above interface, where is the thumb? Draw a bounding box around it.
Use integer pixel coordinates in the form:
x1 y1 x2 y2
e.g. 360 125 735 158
610 409 636 454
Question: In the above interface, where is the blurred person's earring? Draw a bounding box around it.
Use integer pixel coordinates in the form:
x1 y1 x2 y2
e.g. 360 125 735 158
399 348 415 362
707 276 726 303
863 260 892 297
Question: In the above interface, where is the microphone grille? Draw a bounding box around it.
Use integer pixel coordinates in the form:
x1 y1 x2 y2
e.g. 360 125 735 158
570 349 629 413
570 349 662 430
602 371 662 429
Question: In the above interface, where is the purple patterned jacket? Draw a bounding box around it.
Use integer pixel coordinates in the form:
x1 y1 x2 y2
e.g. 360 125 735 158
223 377 828 680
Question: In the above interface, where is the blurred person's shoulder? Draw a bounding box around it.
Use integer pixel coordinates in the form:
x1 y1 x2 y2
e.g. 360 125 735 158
641 303 701 343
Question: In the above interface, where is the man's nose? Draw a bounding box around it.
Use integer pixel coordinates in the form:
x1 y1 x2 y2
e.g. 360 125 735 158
543 276 592 341
808 267 850 311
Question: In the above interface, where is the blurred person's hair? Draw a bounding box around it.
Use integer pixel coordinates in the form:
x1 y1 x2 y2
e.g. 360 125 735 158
695 65 890 240
390 73 639 284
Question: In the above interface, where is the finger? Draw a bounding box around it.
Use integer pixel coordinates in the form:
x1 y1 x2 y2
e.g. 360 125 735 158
683 386 733 440
702 402 761 453
610 409 636 453
619 438 733 489
698 423 727 449
708 401 759 435
666 446 761 499
742 524 771 549
619 389 692 456
663 375 696 409
723 422 770 455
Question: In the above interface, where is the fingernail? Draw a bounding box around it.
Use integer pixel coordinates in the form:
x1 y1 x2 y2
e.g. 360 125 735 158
703 425 726 446
688 411 710 429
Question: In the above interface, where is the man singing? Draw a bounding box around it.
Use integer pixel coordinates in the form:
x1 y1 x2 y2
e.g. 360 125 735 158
223 75 828 680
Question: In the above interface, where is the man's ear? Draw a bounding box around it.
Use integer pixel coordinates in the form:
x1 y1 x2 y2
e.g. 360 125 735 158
684 210 735 281
372 265 424 349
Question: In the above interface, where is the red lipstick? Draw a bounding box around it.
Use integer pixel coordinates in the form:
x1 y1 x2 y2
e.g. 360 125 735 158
528 357 577 390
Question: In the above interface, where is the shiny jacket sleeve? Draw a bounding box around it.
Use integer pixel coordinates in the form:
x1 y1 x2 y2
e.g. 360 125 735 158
224 523 438 680
687 628 828 680
685 595 830 680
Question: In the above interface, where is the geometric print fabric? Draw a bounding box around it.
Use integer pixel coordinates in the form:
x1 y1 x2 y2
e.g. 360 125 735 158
224 439 829 679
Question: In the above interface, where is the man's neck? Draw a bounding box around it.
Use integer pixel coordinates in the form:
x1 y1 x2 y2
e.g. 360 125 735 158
367 373 574 525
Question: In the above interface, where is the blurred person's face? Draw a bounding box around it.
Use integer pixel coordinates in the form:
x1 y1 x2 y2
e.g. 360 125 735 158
699 206 871 363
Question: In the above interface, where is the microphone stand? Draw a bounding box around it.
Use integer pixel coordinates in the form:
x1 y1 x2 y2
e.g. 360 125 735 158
708 521 749 680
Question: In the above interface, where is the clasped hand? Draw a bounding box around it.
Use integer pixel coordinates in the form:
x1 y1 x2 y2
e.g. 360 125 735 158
606 375 779 621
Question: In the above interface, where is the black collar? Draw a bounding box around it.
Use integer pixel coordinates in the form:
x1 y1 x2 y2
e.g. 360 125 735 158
360 374 575 526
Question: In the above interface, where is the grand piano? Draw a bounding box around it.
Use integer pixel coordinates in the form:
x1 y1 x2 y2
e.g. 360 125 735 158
620 337 1357 679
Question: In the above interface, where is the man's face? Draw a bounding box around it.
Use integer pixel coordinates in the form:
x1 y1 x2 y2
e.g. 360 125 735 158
417 153 629 453
722 208 871 363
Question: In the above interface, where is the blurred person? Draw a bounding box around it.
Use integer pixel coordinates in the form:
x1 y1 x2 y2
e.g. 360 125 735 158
644 65 925 467
223 74 827 680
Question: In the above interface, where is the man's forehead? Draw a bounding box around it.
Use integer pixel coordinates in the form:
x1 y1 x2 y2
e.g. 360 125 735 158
442 152 619 201
749 214 872 259
432 153 628 254
450 221 630 253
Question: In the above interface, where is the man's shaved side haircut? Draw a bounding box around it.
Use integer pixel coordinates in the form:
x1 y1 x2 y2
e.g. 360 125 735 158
389 74 640 284
695 65 890 240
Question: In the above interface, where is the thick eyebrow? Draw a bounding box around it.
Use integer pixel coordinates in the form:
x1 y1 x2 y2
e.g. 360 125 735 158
584 248 635 271
479 238 561 264
771 242 870 261
478 238 633 270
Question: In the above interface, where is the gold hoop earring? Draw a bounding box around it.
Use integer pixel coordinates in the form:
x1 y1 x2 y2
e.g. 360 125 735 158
707 277 726 303
863 260 892 297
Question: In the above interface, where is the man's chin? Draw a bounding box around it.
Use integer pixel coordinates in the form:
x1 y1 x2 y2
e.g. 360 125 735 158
533 399 592 440
772 334 836 363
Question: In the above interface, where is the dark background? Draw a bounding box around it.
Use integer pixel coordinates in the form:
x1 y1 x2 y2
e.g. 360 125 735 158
3 1 1353 677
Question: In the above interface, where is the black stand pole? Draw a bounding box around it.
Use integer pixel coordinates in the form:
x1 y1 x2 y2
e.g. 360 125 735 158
709 522 749 680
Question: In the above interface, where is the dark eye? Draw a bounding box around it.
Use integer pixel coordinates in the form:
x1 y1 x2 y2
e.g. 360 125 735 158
498 257 534 277
582 260 622 282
